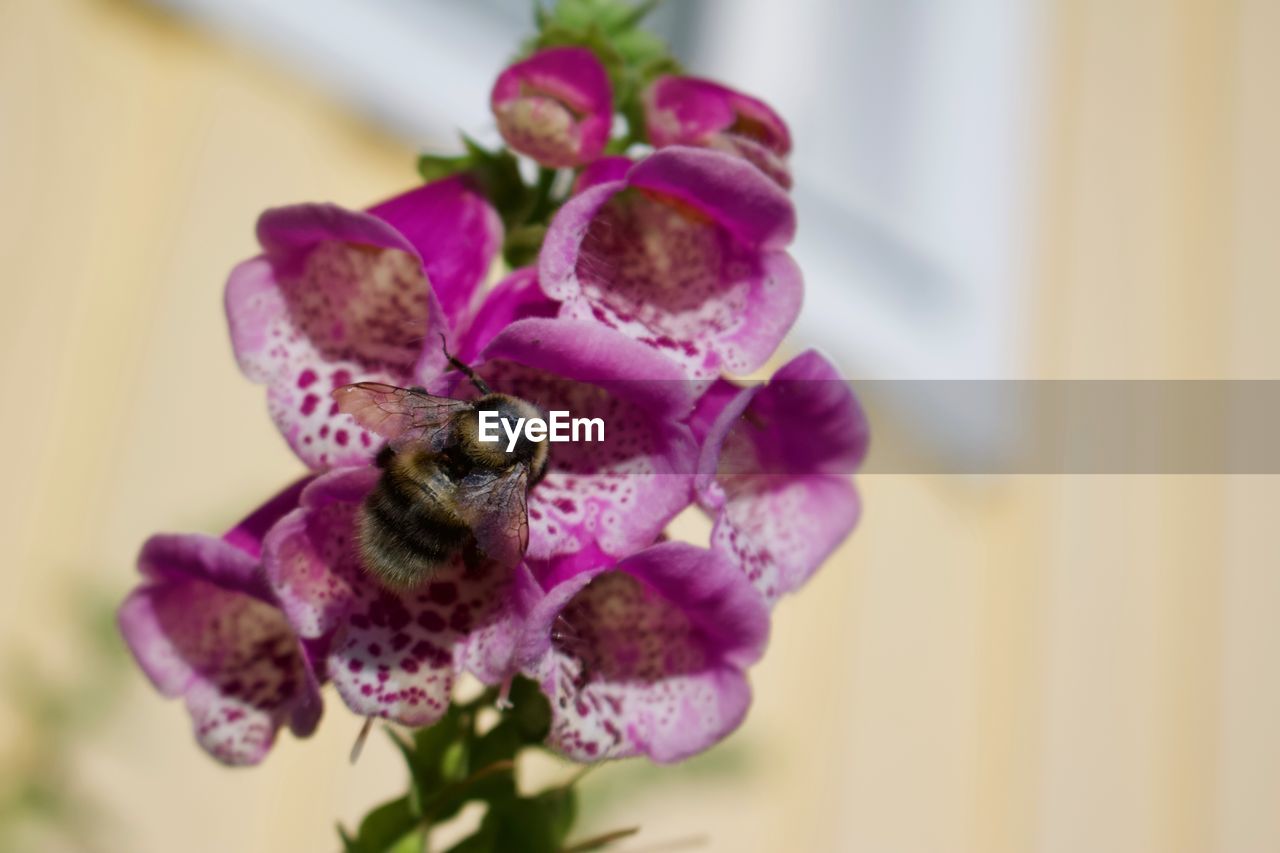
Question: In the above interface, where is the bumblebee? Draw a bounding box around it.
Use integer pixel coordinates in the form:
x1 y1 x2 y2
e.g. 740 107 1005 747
332 354 548 589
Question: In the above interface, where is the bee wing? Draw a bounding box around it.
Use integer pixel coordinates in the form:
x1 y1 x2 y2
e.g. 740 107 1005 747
454 465 530 567
332 382 472 451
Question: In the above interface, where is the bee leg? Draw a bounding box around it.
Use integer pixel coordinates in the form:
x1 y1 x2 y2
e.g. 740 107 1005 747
374 444 395 469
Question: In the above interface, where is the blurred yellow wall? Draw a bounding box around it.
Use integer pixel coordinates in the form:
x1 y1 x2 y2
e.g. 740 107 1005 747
1 0 1276 851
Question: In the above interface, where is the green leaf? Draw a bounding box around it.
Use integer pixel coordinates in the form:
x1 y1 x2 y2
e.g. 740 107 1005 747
507 676 553 743
388 829 426 853
611 24 668 66
460 135 531 228
339 795 417 853
418 152 473 183
503 224 548 269
488 797 559 853
473 720 523 768
537 785 578 845
422 759 518 823
405 709 464 791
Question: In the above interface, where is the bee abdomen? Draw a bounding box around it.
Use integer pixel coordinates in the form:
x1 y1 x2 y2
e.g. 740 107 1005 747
357 475 470 589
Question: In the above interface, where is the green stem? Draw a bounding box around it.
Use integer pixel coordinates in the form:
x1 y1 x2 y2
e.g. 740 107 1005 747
561 827 641 852
526 166 560 226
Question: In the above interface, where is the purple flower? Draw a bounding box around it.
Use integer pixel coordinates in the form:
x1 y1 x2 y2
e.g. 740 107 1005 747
540 147 802 380
491 47 613 168
452 267 559 364
117 480 323 765
519 542 769 763
696 351 868 605
435 317 700 583
262 468 541 726
225 178 502 470
571 155 632 196
644 76 793 188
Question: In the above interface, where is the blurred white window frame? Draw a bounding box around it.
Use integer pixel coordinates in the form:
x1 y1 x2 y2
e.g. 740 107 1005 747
150 0 1049 455
693 0 1049 382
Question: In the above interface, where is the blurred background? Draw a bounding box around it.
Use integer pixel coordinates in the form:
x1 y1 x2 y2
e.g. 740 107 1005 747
2 0 1278 850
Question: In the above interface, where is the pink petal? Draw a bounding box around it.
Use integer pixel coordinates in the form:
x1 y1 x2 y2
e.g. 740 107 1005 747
540 148 801 379
696 350 868 604
367 177 503 334
263 467 537 727
447 319 699 571
227 201 452 469
491 47 613 168
644 76 792 187
119 559 319 765
520 543 768 763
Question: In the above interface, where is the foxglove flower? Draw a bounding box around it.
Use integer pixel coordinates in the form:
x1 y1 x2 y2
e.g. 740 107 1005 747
453 267 558 363
225 178 502 469
262 467 540 726
696 351 868 605
491 46 613 168
571 155 632 195
519 542 769 763
540 147 802 380
434 317 700 585
644 76 793 188
118 480 322 765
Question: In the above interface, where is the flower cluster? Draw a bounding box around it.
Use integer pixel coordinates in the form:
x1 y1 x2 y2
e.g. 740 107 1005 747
119 4 866 774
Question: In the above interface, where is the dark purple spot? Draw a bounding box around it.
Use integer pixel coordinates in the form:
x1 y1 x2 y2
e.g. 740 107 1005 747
335 430 349 446
300 394 320 416
298 369 318 389
427 583 458 605
417 611 446 632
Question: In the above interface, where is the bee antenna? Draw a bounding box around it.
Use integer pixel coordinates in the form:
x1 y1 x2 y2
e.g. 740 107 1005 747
439 333 492 395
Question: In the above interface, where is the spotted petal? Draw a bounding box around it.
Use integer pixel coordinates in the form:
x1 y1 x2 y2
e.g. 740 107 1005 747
118 481 321 766
442 318 699 581
262 468 539 726
540 147 801 379
519 542 769 763
227 181 500 470
696 350 868 605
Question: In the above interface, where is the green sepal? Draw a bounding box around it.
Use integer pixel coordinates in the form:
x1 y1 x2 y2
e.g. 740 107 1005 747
462 136 531 229
508 676 553 743
541 0 649 35
503 224 548 269
339 795 417 853
388 830 427 853
417 152 474 183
